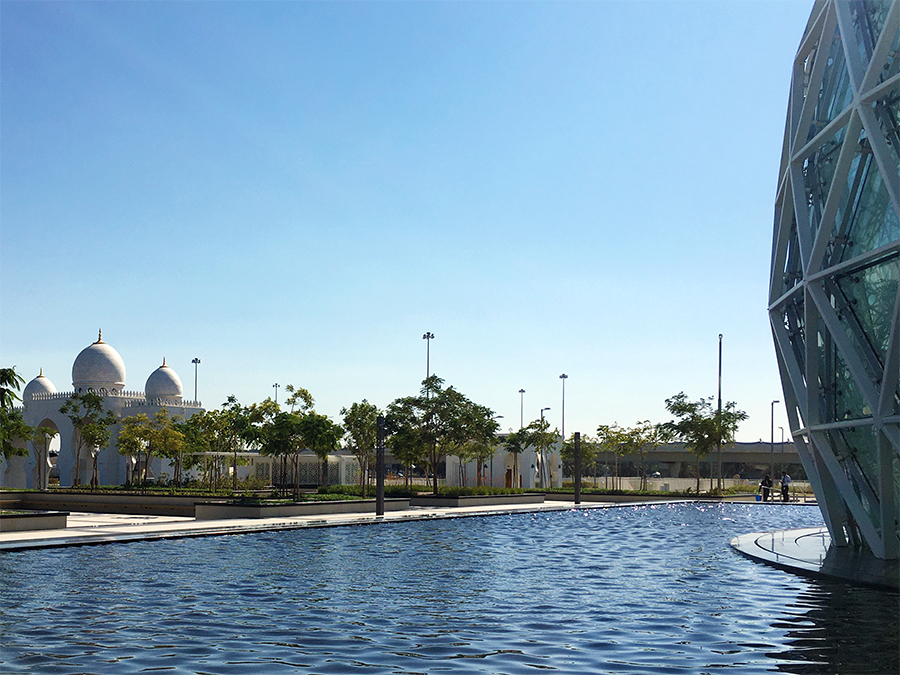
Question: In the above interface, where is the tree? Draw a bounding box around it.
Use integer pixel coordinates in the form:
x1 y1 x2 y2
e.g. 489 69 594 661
661 392 747 493
503 427 529 489
59 391 117 487
0 366 31 463
118 413 154 489
384 397 426 487
0 367 25 410
341 400 379 496
152 408 186 485
29 424 59 490
596 423 628 490
298 412 343 487
523 417 558 488
259 410 305 499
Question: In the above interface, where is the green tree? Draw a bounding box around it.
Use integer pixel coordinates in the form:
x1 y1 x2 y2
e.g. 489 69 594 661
523 417 558 488
298 412 343 487
341 400 380 496
59 392 117 488
30 425 59 489
0 366 31 463
384 397 426 487
118 413 154 489
503 427 529 488
258 410 305 498
661 392 747 493
152 408 186 485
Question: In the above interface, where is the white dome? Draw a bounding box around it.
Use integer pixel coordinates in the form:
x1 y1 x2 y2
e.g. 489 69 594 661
145 359 183 400
72 330 126 393
23 370 58 400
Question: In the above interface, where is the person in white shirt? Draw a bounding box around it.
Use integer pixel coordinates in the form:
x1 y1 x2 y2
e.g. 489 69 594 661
780 471 792 502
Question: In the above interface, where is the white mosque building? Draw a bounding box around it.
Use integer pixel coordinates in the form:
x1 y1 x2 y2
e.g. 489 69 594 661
3 331 203 489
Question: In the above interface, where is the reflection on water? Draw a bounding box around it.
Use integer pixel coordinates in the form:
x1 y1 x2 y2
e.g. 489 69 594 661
0 503 896 674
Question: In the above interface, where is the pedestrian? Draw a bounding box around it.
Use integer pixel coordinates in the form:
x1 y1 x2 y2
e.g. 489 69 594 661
758 474 772 502
780 471 792 502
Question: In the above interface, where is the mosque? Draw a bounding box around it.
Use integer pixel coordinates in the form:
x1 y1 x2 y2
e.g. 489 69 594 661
3 331 203 489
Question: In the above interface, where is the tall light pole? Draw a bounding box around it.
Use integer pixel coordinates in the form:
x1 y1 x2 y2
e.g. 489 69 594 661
771 400 780 477
541 407 550 423
518 389 525 429
559 374 568 442
717 333 723 491
192 358 201 402
423 332 434 380
273 382 280 404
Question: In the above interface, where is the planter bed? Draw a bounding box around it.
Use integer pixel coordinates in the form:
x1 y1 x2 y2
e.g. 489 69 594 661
409 493 545 508
0 511 68 532
195 498 411 520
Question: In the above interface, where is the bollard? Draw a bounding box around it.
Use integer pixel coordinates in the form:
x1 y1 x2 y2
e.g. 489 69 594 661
574 431 581 505
376 415 385 516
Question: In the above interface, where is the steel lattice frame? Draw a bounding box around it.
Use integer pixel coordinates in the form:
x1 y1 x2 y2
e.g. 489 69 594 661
771 0 900 560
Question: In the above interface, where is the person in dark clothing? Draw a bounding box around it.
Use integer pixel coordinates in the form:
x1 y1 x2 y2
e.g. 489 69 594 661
758 474 773 502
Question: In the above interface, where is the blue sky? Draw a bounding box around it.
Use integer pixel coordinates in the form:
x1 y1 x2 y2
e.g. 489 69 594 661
1 0 813 443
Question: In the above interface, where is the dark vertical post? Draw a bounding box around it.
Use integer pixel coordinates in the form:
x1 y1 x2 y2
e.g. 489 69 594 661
376 415 385 516
574 431 581 505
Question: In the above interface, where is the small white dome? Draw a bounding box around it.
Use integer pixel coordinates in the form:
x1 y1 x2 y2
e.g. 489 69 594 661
23 370 58 400
145 359 183 400
72 330 126 392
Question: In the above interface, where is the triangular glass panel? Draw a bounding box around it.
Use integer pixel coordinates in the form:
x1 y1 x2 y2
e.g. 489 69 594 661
870 88 899 181
829 127 900 265
847 0 893 74
807 24 855 143
781 213 803 296
834 254 900 369
802 123 848 245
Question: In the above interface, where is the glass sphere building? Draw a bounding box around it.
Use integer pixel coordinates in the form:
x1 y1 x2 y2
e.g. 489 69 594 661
770 0 899 560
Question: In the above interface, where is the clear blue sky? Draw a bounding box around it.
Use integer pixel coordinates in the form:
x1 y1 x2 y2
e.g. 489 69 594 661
1 0 813 443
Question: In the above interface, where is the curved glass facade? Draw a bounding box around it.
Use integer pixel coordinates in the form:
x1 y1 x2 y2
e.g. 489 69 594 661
771 0 900 560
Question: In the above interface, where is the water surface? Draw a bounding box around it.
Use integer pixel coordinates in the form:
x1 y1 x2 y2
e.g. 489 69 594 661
1 503 896 674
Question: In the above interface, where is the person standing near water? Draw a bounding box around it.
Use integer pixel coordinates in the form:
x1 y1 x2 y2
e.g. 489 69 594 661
780 471 792 502
758 474 772 502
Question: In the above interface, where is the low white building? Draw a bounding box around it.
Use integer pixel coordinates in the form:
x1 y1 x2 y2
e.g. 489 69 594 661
445 442 563 489
3 331 203 489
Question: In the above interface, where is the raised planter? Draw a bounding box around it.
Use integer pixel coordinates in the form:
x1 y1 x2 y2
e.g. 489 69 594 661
0 491 206 517
543 493 687 503
0 511 69 532
195 498 411 520
409 493 545 508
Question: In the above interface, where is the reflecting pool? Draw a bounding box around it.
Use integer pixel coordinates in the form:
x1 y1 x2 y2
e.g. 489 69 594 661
1 503 897 674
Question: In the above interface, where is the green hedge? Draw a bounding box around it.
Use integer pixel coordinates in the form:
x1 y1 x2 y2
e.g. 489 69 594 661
317 485 421 498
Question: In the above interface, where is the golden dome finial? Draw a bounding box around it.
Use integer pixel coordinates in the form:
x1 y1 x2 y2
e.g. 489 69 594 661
162 357 167 367
39 367 43 377
96 329 104 343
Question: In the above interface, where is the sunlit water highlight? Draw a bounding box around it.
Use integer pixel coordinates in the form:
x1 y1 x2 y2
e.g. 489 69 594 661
1 503 897 674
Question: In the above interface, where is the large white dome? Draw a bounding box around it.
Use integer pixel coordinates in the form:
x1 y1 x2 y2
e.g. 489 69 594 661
145 359 183 400
72 330 126 393
23 370 58 401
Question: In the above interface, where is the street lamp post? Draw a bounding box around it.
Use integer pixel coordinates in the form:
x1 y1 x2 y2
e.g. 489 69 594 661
717 334 723 491
559 374 568 442
422 332 435 379
519 389 525 429
192 358 201 402
540 407 550 422
273 383 280 404
771 400 780 477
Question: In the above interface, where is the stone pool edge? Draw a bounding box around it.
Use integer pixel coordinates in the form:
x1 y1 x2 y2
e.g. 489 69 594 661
730 527 900 590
